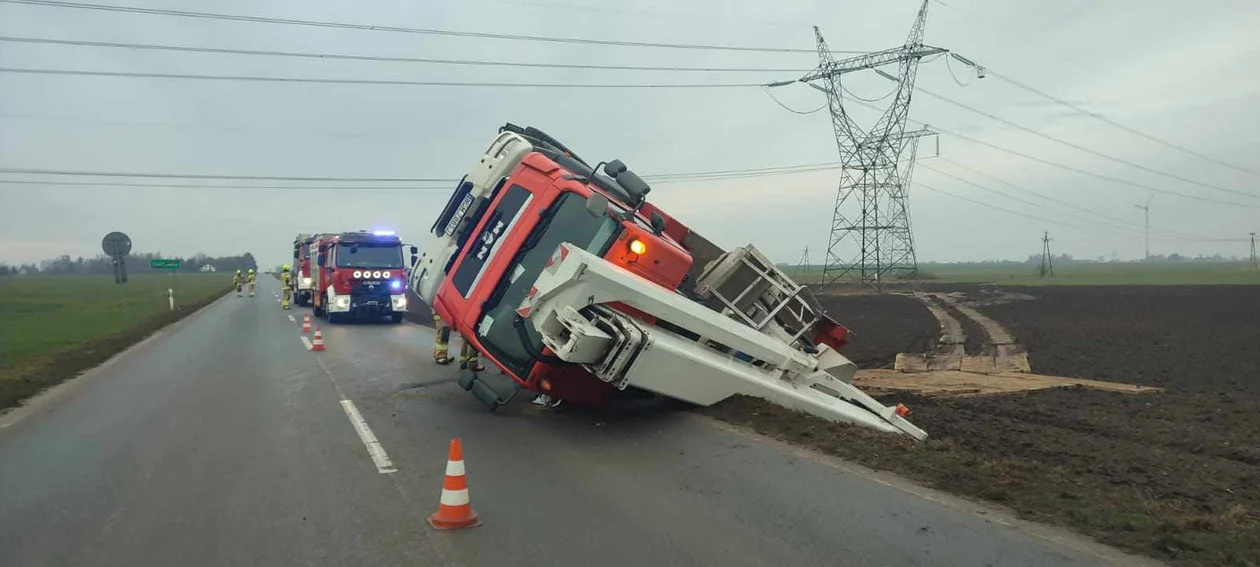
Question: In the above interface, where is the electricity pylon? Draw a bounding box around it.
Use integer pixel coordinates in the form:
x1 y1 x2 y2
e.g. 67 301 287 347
794 1 945 289
1040 231 1054 278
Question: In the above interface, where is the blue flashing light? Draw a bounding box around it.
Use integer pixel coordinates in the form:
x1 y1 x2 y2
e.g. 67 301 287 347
390 280 403 291
373 230 396 236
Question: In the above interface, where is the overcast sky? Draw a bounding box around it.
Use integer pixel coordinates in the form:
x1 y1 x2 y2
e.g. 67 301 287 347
2 0 1258 270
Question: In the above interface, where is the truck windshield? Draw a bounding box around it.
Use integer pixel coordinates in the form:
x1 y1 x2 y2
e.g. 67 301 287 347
478 192 621 377
337 244 403 269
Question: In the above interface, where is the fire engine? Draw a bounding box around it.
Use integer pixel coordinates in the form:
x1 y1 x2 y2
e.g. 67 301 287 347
311 230 417 324
409 124 925 439
290 233 323 307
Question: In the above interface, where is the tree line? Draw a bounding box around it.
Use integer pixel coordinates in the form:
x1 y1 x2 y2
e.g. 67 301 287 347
0 252 257 276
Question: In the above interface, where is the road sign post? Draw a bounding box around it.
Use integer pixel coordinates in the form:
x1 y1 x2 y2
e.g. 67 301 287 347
151 259 182 309
102 231 132 308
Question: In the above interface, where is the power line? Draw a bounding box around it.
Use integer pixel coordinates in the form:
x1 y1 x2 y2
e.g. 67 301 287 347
0 67 763 88
0 167 453 182
0 36 807 74
0 162 841 186
914 180 1083 229
0 179 456 191
919 162 1238 241
917 178 1247 242
903 78 1260 201
934 157 1240 241
984 69 1260 178
0 0 863 54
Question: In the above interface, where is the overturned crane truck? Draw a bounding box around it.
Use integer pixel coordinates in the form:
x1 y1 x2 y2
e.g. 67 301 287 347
410 124 926 440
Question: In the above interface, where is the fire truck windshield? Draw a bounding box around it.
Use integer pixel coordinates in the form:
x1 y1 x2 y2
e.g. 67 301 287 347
337 243 404 269
478 192 621 377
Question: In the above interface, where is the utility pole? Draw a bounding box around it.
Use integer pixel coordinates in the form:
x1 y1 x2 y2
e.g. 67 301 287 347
1040 231 1054 278
1250 232 1257 271
771 0 944 290
1134 196 1152 261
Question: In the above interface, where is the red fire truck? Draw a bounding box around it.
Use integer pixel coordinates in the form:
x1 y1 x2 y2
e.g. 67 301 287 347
290 233 324 307
311 230 417 324
410 124 924 439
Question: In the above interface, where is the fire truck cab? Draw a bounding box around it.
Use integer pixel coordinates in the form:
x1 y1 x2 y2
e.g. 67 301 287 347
312 230 417 324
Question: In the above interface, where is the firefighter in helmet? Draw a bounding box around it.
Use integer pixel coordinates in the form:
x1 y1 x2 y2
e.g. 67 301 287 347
233 269 243 297
433 313 484 371
280 265 293 309
247 268 257 297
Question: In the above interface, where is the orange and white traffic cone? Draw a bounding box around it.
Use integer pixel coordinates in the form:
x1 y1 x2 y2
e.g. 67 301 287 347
310 326 326 352
428 438 481 530
301 313 312 333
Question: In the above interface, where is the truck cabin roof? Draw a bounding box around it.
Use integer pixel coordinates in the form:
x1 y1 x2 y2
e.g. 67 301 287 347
334 231 402 246
501 123 650 210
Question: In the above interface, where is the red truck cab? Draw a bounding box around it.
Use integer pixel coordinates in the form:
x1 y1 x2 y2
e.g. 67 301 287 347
312 231 415 324
418 125 703 404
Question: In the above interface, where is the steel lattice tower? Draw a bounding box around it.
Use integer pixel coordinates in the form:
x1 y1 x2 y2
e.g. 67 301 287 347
802 1 942 289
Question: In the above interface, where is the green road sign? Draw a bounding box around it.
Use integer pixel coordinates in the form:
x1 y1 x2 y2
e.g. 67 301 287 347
150 258 182 270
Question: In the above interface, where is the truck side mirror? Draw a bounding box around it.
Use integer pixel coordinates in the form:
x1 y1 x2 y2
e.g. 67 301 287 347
604 160 627 177
409 245 419 255
650 212 667 235
585 193 610 217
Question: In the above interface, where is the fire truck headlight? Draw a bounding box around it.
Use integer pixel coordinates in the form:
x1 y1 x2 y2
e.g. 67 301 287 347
333 296 351 310
353 271 363 279
301 277 312 287
382 271 391 279
390 280 402 291
628 238 647 255
391 294 407 310
372 270 383 279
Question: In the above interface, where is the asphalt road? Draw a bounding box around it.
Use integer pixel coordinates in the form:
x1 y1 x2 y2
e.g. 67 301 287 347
0 277 1159 567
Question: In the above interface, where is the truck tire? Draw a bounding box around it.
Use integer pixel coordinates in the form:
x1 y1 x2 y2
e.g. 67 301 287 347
390 313 404 324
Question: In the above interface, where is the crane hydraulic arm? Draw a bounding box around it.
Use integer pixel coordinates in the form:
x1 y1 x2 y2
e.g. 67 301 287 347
515 242 928 440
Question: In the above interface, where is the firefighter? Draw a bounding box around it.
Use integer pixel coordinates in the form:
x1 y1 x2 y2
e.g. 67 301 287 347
247 268 257 297
280 265 293 309
432 313 485 370
233 269 243 297
433 313 454 364
458 342 485 372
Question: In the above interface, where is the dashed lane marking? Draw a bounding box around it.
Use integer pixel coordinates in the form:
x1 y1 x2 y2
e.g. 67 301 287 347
340 399 397 474
300 336 313 351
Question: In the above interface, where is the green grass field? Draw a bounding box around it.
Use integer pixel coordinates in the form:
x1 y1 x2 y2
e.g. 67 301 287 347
785 262 1260 286
0 274 231 408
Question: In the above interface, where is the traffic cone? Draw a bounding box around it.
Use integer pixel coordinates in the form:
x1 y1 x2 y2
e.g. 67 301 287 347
301 313 312 333
428 438 481 530
310 326 326 352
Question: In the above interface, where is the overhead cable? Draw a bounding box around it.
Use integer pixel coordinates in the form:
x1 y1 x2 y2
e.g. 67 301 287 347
0 67 762 88
0 36 807 74
0 0 863 54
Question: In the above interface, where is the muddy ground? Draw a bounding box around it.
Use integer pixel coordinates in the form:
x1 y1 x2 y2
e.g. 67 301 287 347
709 285 1260 566
811 293 937 368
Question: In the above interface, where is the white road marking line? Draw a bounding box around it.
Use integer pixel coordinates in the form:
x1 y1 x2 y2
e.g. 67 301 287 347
287 315 297 323
340 399 397 474
300 336 313 351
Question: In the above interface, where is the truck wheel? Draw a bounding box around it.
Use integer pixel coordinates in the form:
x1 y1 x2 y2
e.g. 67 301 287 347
390 313 404 324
